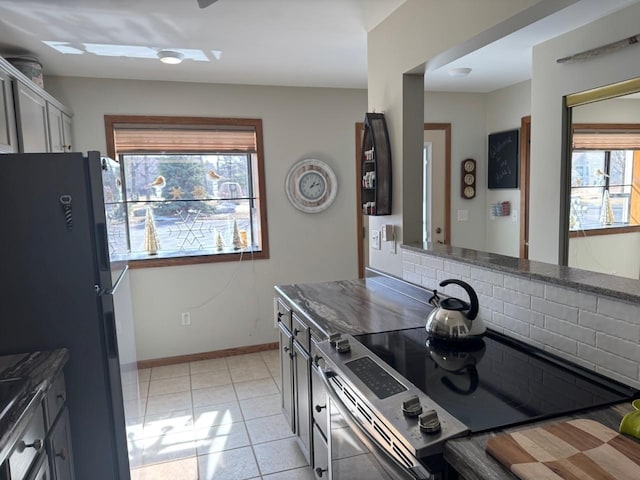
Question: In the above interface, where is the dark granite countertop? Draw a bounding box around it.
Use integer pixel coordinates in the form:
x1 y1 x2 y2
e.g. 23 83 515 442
403 242 640 304
444 402 639 480
0 349 69 466
275 269 433 340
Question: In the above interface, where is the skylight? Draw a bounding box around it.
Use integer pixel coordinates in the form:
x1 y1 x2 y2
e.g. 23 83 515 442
42 41 220 62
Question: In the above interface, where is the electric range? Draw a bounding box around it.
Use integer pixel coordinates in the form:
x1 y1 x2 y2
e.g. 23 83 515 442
316 327 638 479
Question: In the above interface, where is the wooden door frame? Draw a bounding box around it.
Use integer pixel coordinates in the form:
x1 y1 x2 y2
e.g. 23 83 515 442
424 123 451 245
355 123 451 277
519 115 531 259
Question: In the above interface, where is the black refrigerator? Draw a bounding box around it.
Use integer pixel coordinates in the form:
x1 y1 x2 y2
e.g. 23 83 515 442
0 151 130 480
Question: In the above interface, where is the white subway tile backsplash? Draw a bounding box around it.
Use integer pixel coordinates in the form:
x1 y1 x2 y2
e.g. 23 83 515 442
578 343 639 380
444 261 471 277
421 256 444 270
595 333 640 363
493 286 531 308
531 326 577 355
544 316 595 346
531 297 578 323
579 311 640 343
597 297 640 325
401 250 640 387
504 275 544 298
492 312 530 337
544 285 597 312
503 303 544 327
471 267 504 286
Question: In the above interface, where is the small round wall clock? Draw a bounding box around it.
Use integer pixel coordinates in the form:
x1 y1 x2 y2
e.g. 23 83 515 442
461 158 476 199
285 158 338 213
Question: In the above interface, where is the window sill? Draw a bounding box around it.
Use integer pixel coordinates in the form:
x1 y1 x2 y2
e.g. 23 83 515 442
569 224 640 238
125 248 269 269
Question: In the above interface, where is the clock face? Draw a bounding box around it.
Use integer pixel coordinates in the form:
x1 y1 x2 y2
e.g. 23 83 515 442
299 172 326 200
464 160 475 173
464 173 475 185
464 186 475 198
285 159 338 213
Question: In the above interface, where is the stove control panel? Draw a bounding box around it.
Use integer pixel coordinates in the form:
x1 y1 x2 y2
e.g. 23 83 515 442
402 395 423 418
418 410 441 433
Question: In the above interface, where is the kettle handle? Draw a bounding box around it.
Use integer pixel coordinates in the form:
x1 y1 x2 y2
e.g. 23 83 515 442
438 279 479 320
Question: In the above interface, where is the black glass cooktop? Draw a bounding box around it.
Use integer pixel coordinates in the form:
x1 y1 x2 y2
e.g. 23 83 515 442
354 327 638 432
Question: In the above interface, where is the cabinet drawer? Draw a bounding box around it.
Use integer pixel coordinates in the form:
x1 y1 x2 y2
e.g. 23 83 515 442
292 313 310 352
44 373 66 429
9 406 46 480
275 298 292 331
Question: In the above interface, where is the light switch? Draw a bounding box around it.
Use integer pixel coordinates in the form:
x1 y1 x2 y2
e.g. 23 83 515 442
371 230 381 250
457 209 469 222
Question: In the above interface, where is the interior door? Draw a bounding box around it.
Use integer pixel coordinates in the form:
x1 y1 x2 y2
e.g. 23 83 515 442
424 128 448 244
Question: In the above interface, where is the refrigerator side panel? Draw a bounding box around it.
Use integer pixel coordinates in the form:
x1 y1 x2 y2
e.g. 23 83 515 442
0 152 126 480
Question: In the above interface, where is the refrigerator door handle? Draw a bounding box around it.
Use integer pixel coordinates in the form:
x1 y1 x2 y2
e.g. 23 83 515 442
104 312 119 359
96 222 110 271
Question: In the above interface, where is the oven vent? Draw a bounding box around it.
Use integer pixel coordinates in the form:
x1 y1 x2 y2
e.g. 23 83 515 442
373 422 392 445
392 444 413 469
343 388 356 406
356 405 372 424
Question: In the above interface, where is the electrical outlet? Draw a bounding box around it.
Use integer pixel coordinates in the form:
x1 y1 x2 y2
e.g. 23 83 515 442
181 312 191 326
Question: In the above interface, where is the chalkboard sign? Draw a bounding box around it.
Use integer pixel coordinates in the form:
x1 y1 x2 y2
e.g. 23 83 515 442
488 129 519 189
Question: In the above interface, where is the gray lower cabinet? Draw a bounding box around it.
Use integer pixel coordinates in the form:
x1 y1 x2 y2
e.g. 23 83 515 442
0 69 17 153
1 372 74 480
312 424 329 479
276 298 312 464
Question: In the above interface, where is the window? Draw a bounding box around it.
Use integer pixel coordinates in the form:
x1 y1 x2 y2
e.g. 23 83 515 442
105 116 269 267
570 125 640 233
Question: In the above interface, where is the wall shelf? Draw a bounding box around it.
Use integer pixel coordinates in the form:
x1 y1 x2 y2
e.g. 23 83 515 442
361 112 392 216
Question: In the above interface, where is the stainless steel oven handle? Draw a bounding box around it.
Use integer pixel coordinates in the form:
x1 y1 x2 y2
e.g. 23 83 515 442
318 365 430 480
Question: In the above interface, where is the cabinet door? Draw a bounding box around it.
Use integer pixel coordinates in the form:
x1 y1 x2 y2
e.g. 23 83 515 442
14 81 49 152
61 112 73 152
0 69 17 153
312 424 329 479
46 103 64 152
293 341 311 462
279 323 294 431
47 409 75 480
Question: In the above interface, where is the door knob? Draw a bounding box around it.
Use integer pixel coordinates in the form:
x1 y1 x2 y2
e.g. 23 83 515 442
435 227 442 234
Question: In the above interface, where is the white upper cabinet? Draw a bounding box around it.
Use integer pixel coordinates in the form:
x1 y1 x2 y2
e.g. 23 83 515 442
0 69 18 153
14 80 49 153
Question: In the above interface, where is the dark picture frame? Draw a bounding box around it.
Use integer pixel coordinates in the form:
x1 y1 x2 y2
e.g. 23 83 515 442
488 129 519 189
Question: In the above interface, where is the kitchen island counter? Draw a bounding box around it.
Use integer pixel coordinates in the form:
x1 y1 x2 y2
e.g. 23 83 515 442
0 349 69 467
275 269 433 339
444 402 637 480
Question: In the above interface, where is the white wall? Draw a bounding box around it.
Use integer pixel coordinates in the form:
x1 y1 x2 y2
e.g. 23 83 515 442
45 76 366 360
367 0 549 276
569 233 640 279
529 2 640 263
425 92 488 251
485 80 532 257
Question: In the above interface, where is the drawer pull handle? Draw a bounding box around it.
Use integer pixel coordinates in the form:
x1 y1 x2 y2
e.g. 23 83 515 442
22 439 43 451
56 448 68 461
315 467 328 478
315 404 326 413
293 328 300 336
283 346 290 353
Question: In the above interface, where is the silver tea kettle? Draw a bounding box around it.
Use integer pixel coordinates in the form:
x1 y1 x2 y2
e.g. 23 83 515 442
425 279 485 341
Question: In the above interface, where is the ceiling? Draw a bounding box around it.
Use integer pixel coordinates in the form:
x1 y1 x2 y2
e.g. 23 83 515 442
0 0 638 93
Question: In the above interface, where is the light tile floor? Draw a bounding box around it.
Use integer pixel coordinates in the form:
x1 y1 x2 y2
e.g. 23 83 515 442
127 350 316 480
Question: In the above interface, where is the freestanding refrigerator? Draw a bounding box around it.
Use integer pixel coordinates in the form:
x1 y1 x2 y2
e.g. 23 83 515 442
0 151 131 480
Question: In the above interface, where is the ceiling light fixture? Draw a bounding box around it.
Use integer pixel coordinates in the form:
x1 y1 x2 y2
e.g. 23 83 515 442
158 50 184 65
448 67 472 77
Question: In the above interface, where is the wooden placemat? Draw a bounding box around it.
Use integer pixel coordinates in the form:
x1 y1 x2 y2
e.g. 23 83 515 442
485 419 640 480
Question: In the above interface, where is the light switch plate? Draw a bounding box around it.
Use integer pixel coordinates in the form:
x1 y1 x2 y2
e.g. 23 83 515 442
457 209 469 222
371 230 381 250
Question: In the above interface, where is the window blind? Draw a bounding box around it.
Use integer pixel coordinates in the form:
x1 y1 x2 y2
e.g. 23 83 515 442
573 131 640 150
113 126 257 153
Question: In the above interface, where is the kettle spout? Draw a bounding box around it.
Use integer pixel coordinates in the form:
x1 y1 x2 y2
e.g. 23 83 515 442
428 290 440 308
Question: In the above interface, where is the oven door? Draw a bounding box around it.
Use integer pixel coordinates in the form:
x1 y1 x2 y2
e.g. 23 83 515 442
319 367 432 480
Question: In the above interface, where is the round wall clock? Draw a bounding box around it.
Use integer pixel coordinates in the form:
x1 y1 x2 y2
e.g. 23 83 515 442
461 158 476 199
285 158 338 213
